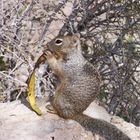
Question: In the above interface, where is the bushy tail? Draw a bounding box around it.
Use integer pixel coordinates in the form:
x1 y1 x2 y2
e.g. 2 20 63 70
73 114 130 140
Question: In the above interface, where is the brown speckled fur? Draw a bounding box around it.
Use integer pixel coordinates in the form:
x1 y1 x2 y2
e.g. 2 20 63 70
44 34 130 140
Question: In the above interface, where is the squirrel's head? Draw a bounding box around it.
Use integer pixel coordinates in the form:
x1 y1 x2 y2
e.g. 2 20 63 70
44 33 81 60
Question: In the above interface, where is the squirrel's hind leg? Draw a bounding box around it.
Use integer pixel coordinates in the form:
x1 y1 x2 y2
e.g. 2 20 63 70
46 104 57 114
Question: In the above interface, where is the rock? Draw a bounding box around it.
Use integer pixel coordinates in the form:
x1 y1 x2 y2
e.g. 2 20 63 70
0 100 140 140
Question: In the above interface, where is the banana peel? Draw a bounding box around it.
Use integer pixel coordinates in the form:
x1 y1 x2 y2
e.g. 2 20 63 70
27 53 47 115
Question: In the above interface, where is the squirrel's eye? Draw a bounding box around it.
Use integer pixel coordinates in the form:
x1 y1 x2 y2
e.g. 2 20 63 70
55 38 63 45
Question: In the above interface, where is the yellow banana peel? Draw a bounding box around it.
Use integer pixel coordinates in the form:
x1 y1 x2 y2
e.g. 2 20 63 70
27 53 47 115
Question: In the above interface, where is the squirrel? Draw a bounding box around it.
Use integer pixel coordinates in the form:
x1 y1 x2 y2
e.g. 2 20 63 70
43 33 131 140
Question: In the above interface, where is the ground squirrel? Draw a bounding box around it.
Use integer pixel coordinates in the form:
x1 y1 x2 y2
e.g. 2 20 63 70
44 33 130 140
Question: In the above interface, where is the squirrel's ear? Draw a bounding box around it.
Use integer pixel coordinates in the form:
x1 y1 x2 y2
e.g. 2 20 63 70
73 33 80 39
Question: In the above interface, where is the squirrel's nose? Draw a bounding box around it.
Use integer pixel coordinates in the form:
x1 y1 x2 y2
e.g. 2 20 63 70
44 44 51 53
44 49 53 55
